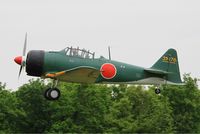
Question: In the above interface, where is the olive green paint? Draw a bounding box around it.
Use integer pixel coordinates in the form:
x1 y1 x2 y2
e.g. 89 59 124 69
42 48 183 85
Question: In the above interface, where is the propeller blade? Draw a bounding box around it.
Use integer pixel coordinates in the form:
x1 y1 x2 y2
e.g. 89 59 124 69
23 33 27 56
18 66 23 79
18 33 27 79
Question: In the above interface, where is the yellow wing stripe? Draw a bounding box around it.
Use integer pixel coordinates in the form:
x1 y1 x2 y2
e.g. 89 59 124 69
46 71 65 78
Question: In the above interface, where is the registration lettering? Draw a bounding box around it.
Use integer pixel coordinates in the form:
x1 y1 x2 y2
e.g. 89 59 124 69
162 56 177 64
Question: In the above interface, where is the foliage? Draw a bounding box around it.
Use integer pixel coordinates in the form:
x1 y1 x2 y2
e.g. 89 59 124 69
15 79 51 133
0 74 200 133
162 74 200 133
0 82 25 133
105 86 173 133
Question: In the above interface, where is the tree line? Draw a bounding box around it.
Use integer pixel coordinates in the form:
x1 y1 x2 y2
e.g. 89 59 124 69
0 74 200 133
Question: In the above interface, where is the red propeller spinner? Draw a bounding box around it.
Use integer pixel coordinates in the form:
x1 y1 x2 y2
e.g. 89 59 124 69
14 56 22 65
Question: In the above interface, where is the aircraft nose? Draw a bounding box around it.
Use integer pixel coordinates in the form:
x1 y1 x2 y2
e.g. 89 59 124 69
14 56 22 65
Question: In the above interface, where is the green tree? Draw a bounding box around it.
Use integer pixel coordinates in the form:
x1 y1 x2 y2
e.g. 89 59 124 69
46 83 80 133
162 74 200 133
1 74 199 133
105 85 174 133
48 83 112 133
0 83 25 133
15 79 52 133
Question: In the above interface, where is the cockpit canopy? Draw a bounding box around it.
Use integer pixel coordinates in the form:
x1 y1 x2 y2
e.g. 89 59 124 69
64 47 95 59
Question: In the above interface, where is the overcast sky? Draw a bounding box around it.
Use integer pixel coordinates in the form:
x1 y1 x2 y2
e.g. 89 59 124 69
0 0 200 89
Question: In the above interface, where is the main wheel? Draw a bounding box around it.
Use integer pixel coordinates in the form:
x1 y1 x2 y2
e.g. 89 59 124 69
44 88 61 100
155 88 161 94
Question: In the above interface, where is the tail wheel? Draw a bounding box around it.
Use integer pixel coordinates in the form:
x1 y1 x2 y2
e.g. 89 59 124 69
44 88 61 100
155 88 161 94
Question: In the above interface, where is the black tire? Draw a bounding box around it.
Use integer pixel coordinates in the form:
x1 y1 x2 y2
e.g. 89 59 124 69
44 88 52 100
44 88 61 100
155 88 161 94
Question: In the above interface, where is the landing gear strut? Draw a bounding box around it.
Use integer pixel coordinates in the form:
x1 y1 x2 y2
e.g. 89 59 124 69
44 80 61 100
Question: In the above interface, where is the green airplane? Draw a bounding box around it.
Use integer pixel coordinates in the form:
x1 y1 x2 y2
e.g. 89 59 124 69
14 34 183 100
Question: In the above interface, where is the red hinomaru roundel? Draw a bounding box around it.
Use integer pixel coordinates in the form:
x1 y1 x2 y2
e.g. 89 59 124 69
100 63 117 79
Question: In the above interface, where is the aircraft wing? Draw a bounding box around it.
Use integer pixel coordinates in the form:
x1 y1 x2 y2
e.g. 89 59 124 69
45 66 100 83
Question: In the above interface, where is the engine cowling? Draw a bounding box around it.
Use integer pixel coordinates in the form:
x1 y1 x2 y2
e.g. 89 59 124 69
26 50 45 77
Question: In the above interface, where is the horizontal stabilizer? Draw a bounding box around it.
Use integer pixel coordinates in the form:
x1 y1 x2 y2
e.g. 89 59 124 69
144 68 169 75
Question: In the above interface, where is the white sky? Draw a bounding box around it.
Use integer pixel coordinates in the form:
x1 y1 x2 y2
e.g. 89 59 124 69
0 0 200 89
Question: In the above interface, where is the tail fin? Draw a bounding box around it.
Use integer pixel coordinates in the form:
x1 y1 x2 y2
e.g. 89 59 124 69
151 48 182 84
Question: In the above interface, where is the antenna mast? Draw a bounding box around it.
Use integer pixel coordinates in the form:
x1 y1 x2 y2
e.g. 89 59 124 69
108 46 111 60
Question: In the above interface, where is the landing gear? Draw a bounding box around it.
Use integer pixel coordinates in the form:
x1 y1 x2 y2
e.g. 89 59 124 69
44 79 61 100
155 88 161 94
44 88 60 100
